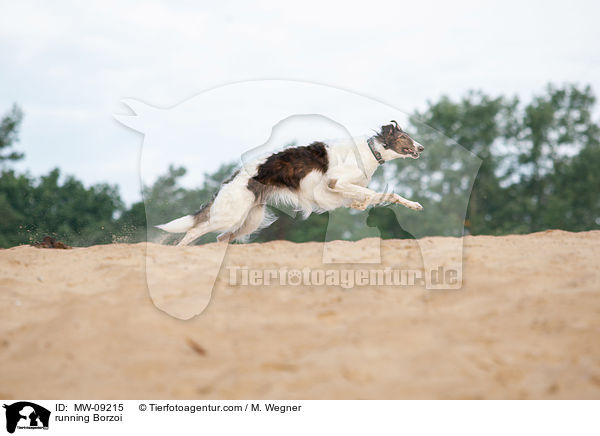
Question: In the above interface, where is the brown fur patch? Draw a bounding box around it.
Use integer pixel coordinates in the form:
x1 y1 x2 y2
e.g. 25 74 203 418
248 142 329 200
193 198 214 225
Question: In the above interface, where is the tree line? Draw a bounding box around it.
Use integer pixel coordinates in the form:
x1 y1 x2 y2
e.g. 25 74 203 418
0 83 598 248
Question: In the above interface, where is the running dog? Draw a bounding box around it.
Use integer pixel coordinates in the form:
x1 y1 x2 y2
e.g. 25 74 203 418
157 121 424 246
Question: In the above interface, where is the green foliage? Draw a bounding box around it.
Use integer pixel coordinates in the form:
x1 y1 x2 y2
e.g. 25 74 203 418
392 84 600 236
508 84 600 232
0 168 122 246
0 104 24 165
406 91 518 235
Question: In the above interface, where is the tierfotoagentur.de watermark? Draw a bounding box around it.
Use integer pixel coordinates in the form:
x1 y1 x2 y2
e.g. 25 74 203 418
116 80 480 318
227 266 458 289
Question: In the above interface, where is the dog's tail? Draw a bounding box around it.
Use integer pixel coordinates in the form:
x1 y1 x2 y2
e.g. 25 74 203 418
155 215 195 233
155 198 215 233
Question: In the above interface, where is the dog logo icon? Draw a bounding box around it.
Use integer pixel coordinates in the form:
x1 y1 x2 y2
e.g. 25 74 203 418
3 402 50 434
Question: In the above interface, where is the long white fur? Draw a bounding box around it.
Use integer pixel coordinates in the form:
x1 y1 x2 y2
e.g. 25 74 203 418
156 135 423 246
155 215 195 233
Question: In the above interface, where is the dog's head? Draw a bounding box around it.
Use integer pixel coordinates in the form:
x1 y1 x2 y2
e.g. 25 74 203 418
376 121 424 159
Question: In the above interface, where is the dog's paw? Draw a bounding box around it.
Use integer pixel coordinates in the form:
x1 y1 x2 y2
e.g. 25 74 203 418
390 194 422 211
406 201 423 211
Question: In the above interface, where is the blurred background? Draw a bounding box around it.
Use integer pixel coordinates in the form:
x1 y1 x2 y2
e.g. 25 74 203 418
0 0 599 247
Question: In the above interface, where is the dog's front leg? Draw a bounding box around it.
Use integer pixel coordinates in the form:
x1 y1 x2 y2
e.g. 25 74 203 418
328 179 374 208
386 193 423 211
328 179 423 211
362 192 423 211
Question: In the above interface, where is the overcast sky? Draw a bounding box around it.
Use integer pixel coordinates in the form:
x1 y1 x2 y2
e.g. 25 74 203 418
1 0 599 204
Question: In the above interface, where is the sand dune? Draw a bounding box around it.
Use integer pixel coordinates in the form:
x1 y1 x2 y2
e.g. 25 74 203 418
1 230 599 399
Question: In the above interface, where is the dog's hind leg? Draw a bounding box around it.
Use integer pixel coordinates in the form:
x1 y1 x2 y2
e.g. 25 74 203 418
216 204 269 242
229 204 272 241
181 195 260 246
177 221 221 246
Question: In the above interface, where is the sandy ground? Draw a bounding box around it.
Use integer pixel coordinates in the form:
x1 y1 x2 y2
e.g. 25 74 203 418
1 230 599 399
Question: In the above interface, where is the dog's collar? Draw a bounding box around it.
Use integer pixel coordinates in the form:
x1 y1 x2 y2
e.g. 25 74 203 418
367 137 385 165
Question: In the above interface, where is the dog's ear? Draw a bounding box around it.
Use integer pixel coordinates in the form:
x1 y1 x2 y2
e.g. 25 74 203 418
381 124 395 137
390 120 402 131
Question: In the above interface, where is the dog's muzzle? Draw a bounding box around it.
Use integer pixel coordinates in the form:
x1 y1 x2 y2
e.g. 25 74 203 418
412 142 425 158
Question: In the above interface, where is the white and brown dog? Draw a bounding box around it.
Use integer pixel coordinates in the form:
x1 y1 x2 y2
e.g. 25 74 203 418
157 121 424 246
